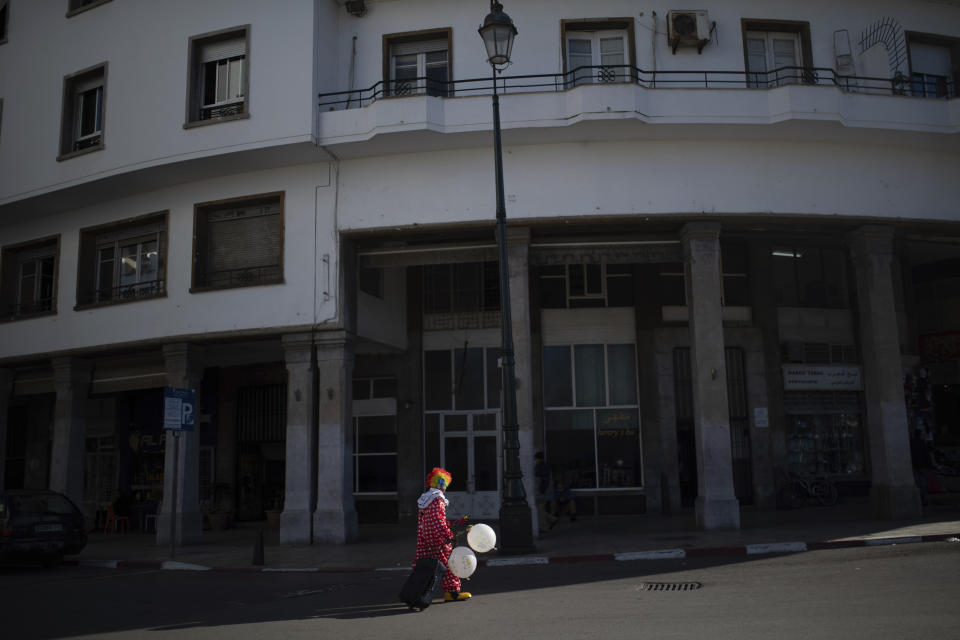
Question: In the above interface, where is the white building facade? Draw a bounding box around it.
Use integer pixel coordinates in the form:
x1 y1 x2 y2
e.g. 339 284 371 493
0 0 958 544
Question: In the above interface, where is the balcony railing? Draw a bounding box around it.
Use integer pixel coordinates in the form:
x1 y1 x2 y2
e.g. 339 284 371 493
78 279 165 306
6 298 54 319
319 65 956 111
197 265 282 289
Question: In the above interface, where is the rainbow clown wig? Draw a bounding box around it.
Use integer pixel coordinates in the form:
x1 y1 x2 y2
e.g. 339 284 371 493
425 467 452 491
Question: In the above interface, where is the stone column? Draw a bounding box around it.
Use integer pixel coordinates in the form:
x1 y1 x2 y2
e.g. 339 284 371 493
158 344 204 545
681 222 740 530
314 330 358 543
0 370 13 490
281 333 316 545
849 226 920 519
506 227 537 534
50 358 92 506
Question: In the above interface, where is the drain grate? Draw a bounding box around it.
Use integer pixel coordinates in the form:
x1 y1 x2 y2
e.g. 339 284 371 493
638 582 702 592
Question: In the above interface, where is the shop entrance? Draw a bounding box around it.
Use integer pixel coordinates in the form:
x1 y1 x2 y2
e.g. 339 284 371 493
235 384 286 521
440 411 500 519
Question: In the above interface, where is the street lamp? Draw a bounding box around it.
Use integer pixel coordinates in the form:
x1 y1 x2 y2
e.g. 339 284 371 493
478 0 533 554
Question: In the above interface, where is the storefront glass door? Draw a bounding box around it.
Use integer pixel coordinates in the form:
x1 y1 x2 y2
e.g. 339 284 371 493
441 412 500 519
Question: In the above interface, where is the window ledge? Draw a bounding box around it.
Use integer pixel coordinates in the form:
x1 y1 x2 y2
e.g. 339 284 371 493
0 309 58 324
66 0 113 18
57 144 104 162
74 291 166 311
183 112 250 129
189 279 284 293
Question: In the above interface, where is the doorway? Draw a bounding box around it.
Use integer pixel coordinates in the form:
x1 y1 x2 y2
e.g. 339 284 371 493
439 411 500 519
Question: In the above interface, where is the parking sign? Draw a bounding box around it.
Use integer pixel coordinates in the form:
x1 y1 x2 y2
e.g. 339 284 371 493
163 387 196 431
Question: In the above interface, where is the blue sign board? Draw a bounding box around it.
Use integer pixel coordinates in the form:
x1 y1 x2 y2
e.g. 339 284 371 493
163 387 196 431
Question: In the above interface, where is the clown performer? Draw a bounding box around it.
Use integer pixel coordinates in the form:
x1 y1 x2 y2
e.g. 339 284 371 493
414 467 472 602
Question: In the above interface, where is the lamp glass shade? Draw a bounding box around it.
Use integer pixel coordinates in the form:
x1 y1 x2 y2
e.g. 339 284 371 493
479 6 517 66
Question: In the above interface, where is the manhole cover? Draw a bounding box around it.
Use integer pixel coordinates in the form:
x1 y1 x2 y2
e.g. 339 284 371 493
638 582 702 592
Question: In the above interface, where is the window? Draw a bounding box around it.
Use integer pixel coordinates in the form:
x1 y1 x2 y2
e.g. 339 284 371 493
742 20 813 88
562 19 635 88
784 402 864 476
0 0 8 44
384 30 451 97
424 347 502 412
0 237 59 321
353 415 398 493
192 192 283 290
359 266 383 298
66 0 111 17
907 32 959 98
657 244 749 307
84 436 118 504
539 263 634 309
77 214 165 306
772 246 849 308
423 262 499 315
186 27 249 125
59 63 106 158
543 343 641 489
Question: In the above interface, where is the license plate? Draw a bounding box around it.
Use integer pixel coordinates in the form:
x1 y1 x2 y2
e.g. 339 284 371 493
36 523 63 533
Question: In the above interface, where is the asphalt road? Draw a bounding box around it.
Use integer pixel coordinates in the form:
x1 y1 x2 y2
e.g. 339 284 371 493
3 542 959 639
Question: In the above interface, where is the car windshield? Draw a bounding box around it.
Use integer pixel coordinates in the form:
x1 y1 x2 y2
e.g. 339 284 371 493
12 494 75 515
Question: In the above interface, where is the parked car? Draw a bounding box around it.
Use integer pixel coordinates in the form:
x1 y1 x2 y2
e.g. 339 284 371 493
0 490 87 568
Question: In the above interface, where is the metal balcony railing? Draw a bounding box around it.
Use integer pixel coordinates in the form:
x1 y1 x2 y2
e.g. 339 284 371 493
198 265 282 289
78 279 165 305
318 65 956 111
6 298 54 318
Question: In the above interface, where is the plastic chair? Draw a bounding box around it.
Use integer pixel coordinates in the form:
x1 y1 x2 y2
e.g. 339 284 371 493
104 503 130 534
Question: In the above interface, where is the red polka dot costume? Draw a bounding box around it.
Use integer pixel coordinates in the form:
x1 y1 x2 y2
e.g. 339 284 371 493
414 468 461 595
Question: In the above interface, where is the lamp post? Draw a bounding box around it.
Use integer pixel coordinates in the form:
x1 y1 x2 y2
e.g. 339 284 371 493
479 0 533 554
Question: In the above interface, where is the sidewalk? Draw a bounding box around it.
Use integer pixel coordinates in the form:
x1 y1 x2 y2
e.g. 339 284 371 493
69 498 960 573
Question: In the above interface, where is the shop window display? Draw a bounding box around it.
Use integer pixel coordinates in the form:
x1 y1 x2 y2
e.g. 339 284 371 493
786 413 864 476
543 343 642 489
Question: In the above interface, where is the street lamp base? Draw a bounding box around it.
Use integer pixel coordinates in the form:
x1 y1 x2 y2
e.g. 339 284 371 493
498 502 535 555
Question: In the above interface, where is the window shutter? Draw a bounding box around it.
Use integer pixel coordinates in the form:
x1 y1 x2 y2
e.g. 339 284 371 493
390 38 447 57
200 36 246 63
205 203 281 277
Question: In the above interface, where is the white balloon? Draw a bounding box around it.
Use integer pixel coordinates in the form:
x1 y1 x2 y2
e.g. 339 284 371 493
466 523 497 553
448 546 477 578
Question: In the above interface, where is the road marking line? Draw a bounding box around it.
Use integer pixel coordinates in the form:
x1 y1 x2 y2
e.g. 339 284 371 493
615 549 686 561
262 567 321 572
746 542 807 555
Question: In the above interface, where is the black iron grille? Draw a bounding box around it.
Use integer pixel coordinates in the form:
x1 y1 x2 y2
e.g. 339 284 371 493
639 582 702 592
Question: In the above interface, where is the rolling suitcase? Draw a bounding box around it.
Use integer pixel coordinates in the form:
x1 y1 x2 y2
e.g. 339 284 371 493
399 557 447 611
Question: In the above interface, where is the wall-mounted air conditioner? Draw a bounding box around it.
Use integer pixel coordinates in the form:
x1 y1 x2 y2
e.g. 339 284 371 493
667 10 712 54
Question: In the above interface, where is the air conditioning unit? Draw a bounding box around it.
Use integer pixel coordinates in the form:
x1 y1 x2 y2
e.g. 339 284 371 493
667 10 712 54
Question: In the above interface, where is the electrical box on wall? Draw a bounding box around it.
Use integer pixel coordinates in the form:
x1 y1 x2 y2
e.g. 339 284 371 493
667 10 712 54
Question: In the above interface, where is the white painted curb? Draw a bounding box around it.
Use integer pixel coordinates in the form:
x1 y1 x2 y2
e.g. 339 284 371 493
615 549 686 561
161 561 211 571
486 556 549 566
746 542 808 555
79 560 119 568
864 536 922 546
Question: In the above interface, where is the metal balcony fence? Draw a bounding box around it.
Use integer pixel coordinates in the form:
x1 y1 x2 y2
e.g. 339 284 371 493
318 65 956 111
7 298 54 318
78 279 165 305
199 265 282 289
